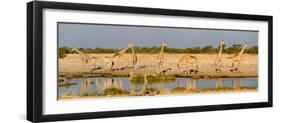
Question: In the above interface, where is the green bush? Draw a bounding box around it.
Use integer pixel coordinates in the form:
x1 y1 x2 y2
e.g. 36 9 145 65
104 88 123 95
171 87 186 93
131 74 176 83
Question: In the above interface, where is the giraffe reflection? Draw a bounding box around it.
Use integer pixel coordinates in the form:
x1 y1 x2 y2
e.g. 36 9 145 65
58 77 257 99
185 78 198 92
94 78 124 91
232 78 242 90
79 78 92 96
216 78 223 89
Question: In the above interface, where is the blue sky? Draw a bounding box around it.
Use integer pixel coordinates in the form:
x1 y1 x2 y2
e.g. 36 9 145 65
58 22 258 49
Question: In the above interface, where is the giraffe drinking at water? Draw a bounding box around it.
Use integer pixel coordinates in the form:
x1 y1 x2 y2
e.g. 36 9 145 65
228 42 248 72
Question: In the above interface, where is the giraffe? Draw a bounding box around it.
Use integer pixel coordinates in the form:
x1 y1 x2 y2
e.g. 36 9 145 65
113 43 133 62
228 42 248 72
94 56 115 71
177 54 199 74
106 42 133 70
215 40 225 72
71 48 115 71
157 41 168 73
71 48 91 64
131 43 138 70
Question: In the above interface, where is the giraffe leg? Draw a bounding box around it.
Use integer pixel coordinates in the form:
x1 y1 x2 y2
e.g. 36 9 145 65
231 60 237 73
191 63 195 74
218 61 222 72
215 60 218 72
215 60 222 72
237 61 240 72
186 63 190 75
132 60 135 70
235 61 239 72
190 63 193 74
158 62 162 73
160 63 163 73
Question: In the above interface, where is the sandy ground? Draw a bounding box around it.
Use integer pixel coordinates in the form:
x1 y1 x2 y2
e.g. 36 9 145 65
59 53 258 77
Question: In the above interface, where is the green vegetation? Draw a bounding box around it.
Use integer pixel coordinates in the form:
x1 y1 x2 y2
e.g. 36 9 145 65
64 92 74 96
131 74 176 83
239 86 258 90
81 92 99 97
58 45 258 58
60 72 95 79
201 87 232 92
59 47 71 58
58 82 77 87
171 87 186 93
104 88 128 95
146 88 159 93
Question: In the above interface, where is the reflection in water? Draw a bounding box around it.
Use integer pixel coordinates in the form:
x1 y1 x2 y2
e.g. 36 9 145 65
216 79 222 89
79 78 91 96
59 77 258 98
232 78 242 90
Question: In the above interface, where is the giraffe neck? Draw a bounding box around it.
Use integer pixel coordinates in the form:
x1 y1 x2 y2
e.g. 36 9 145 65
74 49 87 57
217 43 223 59
118 44 131 54
131 45 135 55
237 44 247 58
159 44 165 56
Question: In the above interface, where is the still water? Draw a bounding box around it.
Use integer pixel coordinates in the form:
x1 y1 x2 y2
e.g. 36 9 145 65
58 77 258 97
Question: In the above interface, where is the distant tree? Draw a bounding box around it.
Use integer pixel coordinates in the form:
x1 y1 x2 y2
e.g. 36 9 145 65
191 47 201 53
58 47 69 58
232 44 242 53
201 45 215 54
224 44 241 54
246 46 258 54
184 48 193 53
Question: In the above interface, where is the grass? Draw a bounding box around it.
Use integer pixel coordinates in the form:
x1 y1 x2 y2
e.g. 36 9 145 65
104 88 128 95
131 74 176 83
171 87 186 93
189 75 219 79
201 87 232 92
58 82 77 87
81 92 99 97
60 72 94 79
65 92 74 96
239 86 258 90
200 86 257 92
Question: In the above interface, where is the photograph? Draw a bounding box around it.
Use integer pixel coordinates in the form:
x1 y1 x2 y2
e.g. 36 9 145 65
26 1 273 122
57 22 259 100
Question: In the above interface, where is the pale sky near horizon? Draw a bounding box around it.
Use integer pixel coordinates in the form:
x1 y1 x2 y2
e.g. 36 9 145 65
58 22 258 49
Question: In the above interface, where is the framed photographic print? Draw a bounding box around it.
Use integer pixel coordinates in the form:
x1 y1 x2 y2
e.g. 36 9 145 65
27 1 273 122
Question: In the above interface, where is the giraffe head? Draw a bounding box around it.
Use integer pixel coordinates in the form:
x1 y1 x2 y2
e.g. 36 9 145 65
70 48 77 53
127 42 133 47
244 42 248 48
162 41 168 47
221 40 225 45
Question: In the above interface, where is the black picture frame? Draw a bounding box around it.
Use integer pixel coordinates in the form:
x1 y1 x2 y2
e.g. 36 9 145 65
27 1 273 122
